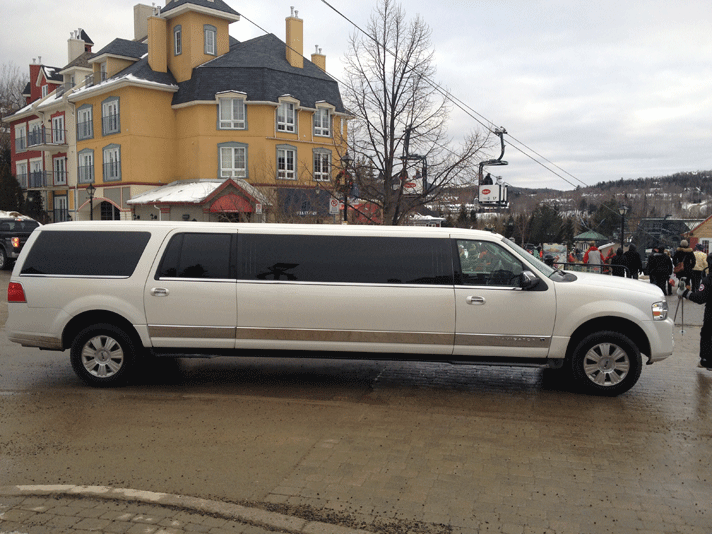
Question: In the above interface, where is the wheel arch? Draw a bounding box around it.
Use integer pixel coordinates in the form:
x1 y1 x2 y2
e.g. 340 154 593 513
565 317 651 361
62 310 144 353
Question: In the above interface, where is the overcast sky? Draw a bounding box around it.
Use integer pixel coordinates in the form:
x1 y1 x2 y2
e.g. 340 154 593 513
3 0 711 190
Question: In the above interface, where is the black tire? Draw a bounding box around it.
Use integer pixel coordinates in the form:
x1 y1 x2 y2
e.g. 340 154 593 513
570 331 642 396
70 323 137 387
0 248 8 270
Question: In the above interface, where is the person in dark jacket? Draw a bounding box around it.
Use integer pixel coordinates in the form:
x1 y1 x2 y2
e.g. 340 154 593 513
677 255 712 370
673 240 696 283
621 244 643 279
610 248 625 277
647 245 672 292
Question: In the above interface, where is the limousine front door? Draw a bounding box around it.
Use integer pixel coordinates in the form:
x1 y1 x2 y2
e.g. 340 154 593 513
143 231 237 349
452 239 556 358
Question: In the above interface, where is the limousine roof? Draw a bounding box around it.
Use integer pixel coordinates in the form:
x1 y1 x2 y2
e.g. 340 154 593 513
46 221 503 240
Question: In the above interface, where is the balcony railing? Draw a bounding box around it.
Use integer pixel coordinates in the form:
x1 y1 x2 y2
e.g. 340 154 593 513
16 172 27 189
53 208 70 223
84 71 108 88
77 119 93 140
15 134 26 151
102 113 120 135
103 162 121 181
26 126 67 148
24 170 68 189
28 171 48 188
78 165 94 184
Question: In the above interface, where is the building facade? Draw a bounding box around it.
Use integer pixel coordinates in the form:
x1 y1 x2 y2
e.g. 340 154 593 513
4 0 348 223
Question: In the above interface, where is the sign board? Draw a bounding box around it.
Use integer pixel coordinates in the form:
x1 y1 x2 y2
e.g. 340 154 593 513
403 179 423 195
255 203 262 214
478 184 508 205
329 198 340 215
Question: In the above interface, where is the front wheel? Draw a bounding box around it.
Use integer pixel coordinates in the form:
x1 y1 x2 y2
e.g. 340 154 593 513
70 323 137 387
570 331 642 396
0 248 8 270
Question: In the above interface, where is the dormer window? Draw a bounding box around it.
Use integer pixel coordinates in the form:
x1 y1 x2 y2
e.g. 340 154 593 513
204 25 216 56
174 25 182 56
314 106 332 137
277 101 296 133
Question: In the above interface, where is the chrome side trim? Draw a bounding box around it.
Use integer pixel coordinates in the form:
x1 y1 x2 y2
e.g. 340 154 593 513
148 325 236 339
236 328 452 345
455 333 551 348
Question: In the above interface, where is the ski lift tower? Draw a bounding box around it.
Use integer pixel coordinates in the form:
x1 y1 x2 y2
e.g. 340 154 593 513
478 127 509 208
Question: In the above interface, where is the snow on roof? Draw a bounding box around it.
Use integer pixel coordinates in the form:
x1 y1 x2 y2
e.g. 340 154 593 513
127 180 222 204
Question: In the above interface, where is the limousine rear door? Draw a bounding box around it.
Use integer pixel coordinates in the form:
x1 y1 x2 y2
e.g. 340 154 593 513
234 232 455 356
452 238 556 358
143 230 237 349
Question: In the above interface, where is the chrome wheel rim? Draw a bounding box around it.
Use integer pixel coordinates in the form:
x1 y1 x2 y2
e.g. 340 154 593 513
583 342 630 386
81 335 124 378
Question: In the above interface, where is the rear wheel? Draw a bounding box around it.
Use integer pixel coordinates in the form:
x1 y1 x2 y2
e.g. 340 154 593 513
570 331 642 396
70 323 137 387
0 248 8 270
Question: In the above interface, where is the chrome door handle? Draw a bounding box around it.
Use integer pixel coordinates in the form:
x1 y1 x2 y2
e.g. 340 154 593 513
151 287 169 297
466 296 485 305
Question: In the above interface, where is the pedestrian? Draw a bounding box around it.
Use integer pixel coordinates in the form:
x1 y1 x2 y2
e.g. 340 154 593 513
673 239 696 284
692 243 708 292
647 245 672 293
583 242 602 273
665 249 675 295
621 244 643 279
677 255 712 370
610 248 625 277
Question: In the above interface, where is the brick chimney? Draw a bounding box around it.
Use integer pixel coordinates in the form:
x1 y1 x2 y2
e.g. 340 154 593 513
286 7 303 69
311 45 325 71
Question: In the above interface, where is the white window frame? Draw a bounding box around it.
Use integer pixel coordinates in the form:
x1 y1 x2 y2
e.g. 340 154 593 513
42 85 48 98
219 143 247 179
218 96 246 129
15 124 26 152
53 156 67 185
16 161 28 188
277 145 296 180
78 149 94 184
77 105 93 140
103 145 121 182
313 106 332 137
174 25 182 56
313 150 331 182
102 97 120 135
277 101 296 133
204 25 217 55
29 157 43 188
28 119 42 146
52 115 65 144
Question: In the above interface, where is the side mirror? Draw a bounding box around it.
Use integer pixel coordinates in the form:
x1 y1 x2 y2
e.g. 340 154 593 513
521 271 540 290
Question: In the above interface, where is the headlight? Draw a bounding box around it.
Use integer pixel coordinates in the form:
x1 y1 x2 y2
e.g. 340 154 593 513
652 301 668 321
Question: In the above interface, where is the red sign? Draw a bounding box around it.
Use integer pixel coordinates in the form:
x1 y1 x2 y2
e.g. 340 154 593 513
482 188 491 195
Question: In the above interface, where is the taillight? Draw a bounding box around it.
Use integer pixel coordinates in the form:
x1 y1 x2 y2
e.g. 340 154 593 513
8 282 26 303
11 237 20 248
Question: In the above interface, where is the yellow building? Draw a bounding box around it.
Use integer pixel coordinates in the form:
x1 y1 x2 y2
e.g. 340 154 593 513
68 0 348 222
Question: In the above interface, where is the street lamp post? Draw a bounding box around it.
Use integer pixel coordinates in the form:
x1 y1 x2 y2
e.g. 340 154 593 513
619 205 629 252
87 183 96 221
340 152 353 224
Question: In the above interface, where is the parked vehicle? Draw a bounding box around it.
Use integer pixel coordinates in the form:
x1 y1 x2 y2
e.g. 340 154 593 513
6 221 673 395
0 211 40 270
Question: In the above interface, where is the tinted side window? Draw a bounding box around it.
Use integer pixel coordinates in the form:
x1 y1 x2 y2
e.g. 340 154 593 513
157 232 235 279
21 231 151 277
238 234 452 285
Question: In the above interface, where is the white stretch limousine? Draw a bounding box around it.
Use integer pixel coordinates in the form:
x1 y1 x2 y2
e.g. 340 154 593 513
6 222 673 395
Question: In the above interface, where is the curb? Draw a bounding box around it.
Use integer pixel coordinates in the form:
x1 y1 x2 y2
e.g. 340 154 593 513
0 485 373 534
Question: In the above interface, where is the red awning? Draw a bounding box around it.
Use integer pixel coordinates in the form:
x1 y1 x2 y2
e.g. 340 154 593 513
209 193 253 213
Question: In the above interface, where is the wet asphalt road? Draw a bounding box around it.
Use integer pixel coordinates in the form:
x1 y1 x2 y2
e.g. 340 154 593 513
1 269 711 533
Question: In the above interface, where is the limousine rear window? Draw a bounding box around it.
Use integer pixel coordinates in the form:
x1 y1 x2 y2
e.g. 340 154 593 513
238 234 453 285
21 231 151 277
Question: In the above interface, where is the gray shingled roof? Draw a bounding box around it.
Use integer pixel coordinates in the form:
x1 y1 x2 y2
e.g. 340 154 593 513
110 56 177 87
161 0 240 18
92 38 148 60
63 50 93 70
172 33 344 111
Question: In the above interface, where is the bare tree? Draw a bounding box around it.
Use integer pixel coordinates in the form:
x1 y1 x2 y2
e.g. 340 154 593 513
342 0 489 225
0 62 29 154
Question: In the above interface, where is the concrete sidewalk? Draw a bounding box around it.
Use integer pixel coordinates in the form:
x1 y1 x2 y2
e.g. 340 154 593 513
0 485 373 534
